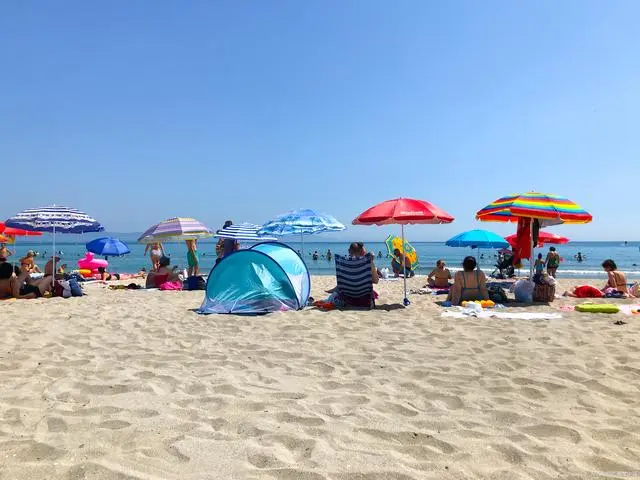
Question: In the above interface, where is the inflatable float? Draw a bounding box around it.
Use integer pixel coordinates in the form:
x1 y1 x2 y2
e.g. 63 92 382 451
78 252 108 278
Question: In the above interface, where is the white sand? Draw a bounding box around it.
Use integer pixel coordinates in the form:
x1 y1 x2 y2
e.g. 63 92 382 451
1 276 639 479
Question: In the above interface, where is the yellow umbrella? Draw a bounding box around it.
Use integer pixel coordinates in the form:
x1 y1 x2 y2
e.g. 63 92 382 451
385 235 419 270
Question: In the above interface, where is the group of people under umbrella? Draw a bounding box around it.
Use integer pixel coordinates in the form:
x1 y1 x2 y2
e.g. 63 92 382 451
1 191 597 305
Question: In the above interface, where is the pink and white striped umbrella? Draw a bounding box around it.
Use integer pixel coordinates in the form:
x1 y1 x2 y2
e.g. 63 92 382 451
137 217 213 243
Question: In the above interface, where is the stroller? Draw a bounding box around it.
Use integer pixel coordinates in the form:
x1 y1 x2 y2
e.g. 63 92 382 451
491 251 515 279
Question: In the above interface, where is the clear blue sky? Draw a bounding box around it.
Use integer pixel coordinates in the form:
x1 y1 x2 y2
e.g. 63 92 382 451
2 1 638 241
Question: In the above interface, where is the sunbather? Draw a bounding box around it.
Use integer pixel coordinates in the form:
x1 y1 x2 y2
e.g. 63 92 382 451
391 248 414 277
325 242 379 294
0 262 39 299
602 259 633 297
0 243 12 262
20 251 41 273
146 256 181 288
564 259 634 298
427 259 452 288
448 256 489 305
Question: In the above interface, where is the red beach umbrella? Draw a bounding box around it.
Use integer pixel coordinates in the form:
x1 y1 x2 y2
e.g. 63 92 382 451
353 198 454 226
353 198 454 305
505 231 569 248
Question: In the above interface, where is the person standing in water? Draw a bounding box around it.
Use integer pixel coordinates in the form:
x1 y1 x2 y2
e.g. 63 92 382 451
144 242 165 271
546 247 560 277
186 239 199 276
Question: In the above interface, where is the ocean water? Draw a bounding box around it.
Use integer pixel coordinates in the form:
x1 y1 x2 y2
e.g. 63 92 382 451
5 234 640 280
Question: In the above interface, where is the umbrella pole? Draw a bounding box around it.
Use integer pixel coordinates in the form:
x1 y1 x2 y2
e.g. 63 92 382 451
402 224 409 306
52 226 56 289
529 219 534 280
301 232 304 256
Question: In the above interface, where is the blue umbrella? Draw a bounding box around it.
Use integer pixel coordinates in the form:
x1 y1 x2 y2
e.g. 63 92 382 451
259 209 345 254
446 229 509 265
86 237 131 258
445 229 509 249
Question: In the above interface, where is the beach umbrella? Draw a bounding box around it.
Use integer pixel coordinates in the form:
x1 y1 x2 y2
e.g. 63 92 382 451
384 235 419 270
258 209 345 254
505 231 569 248
86 237 131 258
5 205 104 283
476 192 591 278
445 229 509 264
138 217 213 243
0 224 44 264
214 223 277 242
353 198 454 306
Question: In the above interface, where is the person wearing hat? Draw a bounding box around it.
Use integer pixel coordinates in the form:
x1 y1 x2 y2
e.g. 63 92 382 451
0 243 12 262
19 250 41 273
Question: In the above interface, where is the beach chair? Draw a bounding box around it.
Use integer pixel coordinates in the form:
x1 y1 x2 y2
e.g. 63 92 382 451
335 254 375 309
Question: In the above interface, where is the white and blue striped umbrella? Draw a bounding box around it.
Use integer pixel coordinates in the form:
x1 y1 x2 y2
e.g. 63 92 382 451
259 209 345 237
5 205 104 234
214 223 277 242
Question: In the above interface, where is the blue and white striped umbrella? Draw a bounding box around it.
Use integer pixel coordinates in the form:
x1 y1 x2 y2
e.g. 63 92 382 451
259 209 345 237
214 223 277 242
5 205 104 234
259 209 345 255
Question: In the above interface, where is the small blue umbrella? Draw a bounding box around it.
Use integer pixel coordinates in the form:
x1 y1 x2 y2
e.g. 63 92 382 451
446 229 509 264
86 237 131 258
445 229 509 249
259 209 345 254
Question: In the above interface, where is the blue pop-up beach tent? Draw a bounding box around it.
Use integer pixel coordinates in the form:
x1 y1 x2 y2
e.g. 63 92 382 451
199 242 310 314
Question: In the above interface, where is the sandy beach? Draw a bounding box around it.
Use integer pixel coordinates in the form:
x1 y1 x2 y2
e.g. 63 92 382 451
1 275 639 479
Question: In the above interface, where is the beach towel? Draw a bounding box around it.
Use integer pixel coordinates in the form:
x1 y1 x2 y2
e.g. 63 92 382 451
159 280 183 291
442 307 561 320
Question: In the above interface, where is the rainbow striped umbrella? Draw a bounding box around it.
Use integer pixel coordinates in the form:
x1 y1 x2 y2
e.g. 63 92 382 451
476 192 592 224
476 192 591 279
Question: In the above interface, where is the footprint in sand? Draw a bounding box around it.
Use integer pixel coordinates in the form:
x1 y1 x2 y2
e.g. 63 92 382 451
276 412 325 426
47 417 68 432
519 424 581 444
98 420 131 430
257 469 327 480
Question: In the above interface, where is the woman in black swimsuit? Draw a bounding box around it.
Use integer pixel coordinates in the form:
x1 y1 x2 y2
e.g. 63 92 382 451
448 256 489 305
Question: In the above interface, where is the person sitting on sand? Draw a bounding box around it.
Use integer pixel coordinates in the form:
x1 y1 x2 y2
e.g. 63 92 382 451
146 256 181 288
448 256 489 305
427 259 452 288
601 259 633 297
0 262 40 299
19 251 41 273
0 243 12 262
325 242 379 294
391 248 414 277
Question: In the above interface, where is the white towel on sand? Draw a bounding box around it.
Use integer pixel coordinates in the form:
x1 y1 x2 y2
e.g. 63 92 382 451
442 308 562 320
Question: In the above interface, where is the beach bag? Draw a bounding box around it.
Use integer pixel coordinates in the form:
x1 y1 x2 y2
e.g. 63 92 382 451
185 275 206 291
533 283 555 303
513 279 535 303
159 280 183 291
68 278 83 297
55 280 72 298
487 285 508 304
